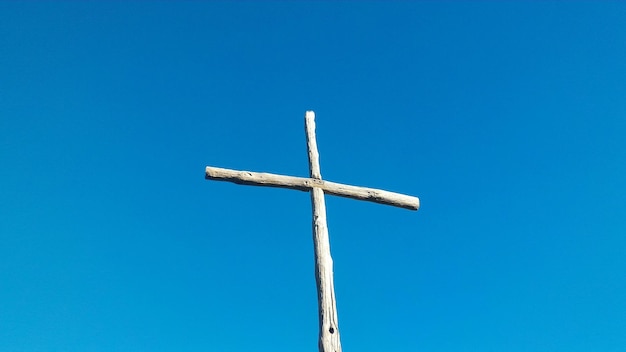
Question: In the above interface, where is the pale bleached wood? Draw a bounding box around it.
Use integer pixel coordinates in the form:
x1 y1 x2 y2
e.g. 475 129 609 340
204 110 420 352
205 166 420 211
310 186 341 352
306 111 342 352
306 111 322 180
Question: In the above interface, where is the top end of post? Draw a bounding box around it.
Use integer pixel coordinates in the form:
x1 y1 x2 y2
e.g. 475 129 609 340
305 110 315 120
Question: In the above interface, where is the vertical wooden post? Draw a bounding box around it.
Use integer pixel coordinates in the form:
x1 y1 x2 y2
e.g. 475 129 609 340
305 111 342 352
206 111 419 351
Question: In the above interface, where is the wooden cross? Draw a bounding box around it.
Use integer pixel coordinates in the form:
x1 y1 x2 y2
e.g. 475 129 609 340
205 111 420 352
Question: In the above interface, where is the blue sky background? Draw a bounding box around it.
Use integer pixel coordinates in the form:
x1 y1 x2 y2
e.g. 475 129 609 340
1 2 625 351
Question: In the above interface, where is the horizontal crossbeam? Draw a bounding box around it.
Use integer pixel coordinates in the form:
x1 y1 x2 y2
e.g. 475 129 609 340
205 166 420 211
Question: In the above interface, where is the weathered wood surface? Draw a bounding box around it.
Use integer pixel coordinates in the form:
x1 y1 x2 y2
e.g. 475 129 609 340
204 110 420 352
205 166 420 211
306 111 341 352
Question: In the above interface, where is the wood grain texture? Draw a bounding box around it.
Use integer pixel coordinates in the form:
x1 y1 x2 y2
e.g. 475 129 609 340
205 166 420 211
306 111 342 352
306 110 322 180
204 110 420 352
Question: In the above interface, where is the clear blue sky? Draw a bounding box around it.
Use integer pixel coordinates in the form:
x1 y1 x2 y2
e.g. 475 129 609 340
1 2 625 351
